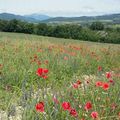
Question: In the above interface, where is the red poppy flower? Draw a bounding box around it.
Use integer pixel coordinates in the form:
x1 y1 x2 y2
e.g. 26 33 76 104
84 102 92 110
73 83 79 89
96 81 103 87
36 68 48 79
36 68 43 76
102 83 109 90
53 96 59 104
109 79 114 85
98 66 102 71
76 80 82 85
91 111 98 119
44 60 49 64
69 108 78 117
64 56 68 60
62 102 71 111
106 72 112 79
42 75 48 79
35 102 44 112
43 69 49 74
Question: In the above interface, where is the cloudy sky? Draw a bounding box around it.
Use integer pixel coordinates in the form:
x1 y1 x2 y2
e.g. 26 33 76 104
0 0 120 16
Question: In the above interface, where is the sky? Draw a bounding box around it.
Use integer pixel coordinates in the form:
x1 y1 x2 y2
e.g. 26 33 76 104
0 0 120 17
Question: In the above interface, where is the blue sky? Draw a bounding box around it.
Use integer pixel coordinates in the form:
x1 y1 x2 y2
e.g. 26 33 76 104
0 0 120 16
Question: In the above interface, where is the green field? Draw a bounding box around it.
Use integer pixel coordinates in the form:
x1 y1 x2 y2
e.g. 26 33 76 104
0 32 120 120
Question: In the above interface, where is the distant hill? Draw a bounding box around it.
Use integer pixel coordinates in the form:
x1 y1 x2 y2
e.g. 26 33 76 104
0 13 39 22
24 13 50 21
41 13 120 23
0 13 50 23
0 12 120 24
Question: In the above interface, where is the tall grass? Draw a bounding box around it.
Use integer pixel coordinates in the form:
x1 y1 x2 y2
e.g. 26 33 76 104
0 32 120 120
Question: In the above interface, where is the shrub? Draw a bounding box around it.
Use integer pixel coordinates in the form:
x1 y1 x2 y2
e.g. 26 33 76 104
0 19 120 44
90 21 104 30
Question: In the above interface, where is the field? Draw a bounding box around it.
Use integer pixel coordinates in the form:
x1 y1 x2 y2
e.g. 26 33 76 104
0 32 120 120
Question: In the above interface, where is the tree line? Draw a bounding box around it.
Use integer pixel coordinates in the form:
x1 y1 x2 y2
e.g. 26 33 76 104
0 19 120 43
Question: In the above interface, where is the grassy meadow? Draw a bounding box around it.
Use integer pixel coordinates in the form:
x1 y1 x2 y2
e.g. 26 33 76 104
0 32 120 120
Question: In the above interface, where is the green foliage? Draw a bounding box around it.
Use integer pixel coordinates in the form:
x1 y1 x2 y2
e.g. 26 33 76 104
0 32 120 120
0 19 34 34
53 24 82 39
116 27 120 32
90 21 104 30
99 31 120 43
22 23 34 34
0 20 8 31
35 23 49 35
0 19 120 44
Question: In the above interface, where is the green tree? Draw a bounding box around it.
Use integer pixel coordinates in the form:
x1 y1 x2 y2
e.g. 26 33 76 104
22 23 34 34
90 22 104 30
5 19 19 32
0 20 8 31
35 23 48 35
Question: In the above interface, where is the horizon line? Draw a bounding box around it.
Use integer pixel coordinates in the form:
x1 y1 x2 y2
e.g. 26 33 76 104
0 11 120 17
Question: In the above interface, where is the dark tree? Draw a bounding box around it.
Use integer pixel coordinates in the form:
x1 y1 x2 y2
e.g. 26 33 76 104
90 22 104 30
35 23 48 35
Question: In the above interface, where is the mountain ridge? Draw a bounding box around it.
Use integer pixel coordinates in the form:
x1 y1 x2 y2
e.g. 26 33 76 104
24 13 50 21
0 13 50 22
41 13 120 23
0 12 120 23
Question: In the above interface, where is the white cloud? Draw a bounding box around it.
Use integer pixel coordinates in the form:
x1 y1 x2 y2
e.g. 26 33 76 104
0 0 120 16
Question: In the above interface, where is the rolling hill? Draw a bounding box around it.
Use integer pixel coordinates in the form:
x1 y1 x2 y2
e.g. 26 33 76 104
0 12 120 24
24 13 50 21
41 13 120 23
0 13 50 23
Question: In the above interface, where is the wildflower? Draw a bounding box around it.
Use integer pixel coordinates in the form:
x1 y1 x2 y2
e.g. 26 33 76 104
73 83 79 89
109 79 114 85
36 68 43 76
91 111 98 119
42 75 48 79
62 102 71 111
69 108 78 117
85 102 92 111
36 68 48 79
76 80 82 85
35 102 44 112
43 69 49 74
53 96 59 104
106 72 112 79
98 66 102 71
44 60 48 64
96 81 103 87
102 83 109 90
64 56 68 60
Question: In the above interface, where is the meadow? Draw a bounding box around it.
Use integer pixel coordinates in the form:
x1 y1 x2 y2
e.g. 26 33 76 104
0 32 120 120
